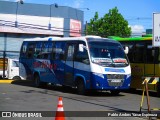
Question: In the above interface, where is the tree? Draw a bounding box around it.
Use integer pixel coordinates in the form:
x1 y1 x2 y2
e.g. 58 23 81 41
86 7 131 37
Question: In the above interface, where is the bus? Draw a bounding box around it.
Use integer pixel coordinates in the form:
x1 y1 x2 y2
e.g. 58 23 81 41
110 35 160 96
19 36 131 95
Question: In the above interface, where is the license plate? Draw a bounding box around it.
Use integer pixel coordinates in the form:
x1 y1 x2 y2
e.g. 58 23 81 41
111 79 121 82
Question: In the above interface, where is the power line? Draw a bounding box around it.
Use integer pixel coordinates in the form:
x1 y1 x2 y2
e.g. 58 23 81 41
126 17 152 21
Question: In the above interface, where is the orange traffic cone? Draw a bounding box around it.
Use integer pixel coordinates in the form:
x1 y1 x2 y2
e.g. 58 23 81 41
55 97 65 120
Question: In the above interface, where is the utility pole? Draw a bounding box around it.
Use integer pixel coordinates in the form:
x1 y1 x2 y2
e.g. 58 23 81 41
85 21 88 35
48 3 58 30
3 33 7 79
15 0 24 27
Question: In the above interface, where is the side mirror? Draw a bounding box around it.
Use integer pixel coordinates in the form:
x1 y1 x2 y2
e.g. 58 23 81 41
124 46 129 54
79 44 84 52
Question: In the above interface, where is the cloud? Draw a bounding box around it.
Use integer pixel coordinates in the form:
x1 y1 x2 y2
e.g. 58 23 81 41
73 0 84 8
129 25 145 33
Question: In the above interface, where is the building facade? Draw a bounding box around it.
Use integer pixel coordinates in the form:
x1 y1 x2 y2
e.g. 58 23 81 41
0 1 84 57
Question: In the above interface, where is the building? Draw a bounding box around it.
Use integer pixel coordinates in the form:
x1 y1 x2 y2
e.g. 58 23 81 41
146 29 152 34
0 1 84 58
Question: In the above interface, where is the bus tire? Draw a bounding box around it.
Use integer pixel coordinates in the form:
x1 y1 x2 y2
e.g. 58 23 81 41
77 80 86 95
34 74 46 87
110 90 120 96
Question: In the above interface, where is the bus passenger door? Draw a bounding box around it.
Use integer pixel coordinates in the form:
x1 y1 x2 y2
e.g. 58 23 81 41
64 43 76 86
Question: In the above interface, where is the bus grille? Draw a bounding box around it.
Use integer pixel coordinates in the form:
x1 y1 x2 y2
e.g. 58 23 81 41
107 74 124 86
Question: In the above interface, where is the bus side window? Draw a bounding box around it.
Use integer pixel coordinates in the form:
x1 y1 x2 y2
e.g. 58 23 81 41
34 42 42 58
134 42 145 63
27 43 35 59
34 41 53 59
42 42 47 53
53 42 65 60
146 44 154 63
152 47 159 64
67 45 75 61
127 44 134 62
121 42 134 63
157 48 160 63
20 42 27 58
75 42 89 64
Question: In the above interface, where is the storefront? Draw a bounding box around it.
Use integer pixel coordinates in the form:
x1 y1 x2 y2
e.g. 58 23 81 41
0 1 84 58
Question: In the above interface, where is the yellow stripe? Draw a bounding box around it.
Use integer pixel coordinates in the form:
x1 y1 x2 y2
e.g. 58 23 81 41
0 80 13 83
142 77 158 85
150 80 158 84
151 108 160 110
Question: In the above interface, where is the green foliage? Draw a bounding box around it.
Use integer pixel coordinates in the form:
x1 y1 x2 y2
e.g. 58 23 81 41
86 7 131 37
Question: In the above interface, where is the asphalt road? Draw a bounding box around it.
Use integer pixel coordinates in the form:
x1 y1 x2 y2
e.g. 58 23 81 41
0 80 160 120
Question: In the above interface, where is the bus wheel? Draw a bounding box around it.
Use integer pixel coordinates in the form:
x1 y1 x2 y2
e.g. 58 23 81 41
34 74 42 87
77 80 85 95
110 90 120 96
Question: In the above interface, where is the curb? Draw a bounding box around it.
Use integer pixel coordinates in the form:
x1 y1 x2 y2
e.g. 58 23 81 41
0 80 14 83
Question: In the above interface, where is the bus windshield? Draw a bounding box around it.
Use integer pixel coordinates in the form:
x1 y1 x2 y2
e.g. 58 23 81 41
88 40 129 67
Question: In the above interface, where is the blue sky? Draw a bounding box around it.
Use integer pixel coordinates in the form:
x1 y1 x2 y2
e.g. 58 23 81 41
7 0 160 33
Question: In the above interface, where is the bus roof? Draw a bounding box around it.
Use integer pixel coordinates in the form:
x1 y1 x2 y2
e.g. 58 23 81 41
23 35 103 42
109 35 152 41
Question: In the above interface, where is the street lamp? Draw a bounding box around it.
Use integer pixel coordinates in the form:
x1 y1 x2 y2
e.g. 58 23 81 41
76 7 89 20
15 0 24 27
79 8 89 10
48 3 58 30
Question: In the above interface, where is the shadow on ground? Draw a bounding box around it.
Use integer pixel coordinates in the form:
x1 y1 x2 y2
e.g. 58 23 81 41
11 80 127 97
123 88 159 98
11 80 159 97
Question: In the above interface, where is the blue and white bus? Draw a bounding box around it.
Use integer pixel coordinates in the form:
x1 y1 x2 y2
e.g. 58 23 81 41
19 36 131 95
